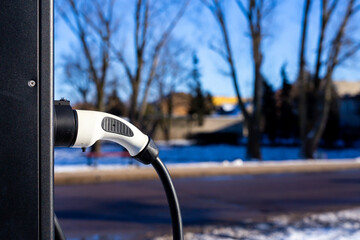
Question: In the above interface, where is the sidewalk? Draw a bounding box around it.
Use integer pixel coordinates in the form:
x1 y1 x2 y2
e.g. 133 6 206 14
55 159 360 185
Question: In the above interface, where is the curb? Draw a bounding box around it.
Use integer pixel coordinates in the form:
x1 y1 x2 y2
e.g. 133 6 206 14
54 160 360 185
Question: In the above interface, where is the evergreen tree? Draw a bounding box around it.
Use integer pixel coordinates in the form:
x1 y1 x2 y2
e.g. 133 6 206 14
262 80 277 142
322 87 340 147
279 65 297 139
188 53 212 125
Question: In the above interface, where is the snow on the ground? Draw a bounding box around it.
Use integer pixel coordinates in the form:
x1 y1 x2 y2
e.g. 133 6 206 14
54 158 360 173
155 208 360 240
54 164 141 173
155 139 196 146
55 143 360 168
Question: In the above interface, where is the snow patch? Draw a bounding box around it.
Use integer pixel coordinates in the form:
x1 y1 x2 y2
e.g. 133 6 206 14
154 208 360 240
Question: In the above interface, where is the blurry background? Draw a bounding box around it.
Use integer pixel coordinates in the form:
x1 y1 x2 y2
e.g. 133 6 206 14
54 0 360 160
53 0 360 239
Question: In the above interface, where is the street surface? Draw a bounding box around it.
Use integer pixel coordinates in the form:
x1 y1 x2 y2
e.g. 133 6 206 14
55 170 360 239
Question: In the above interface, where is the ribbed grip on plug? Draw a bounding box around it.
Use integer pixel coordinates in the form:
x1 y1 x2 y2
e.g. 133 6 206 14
101 117 134 137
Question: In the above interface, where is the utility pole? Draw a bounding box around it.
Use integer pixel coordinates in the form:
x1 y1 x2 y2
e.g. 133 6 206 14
0 0 54 239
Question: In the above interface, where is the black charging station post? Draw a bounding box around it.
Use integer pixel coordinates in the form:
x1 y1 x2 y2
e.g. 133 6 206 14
0 1 54 239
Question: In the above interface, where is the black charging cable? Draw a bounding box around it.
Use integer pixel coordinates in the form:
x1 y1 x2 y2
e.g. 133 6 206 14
54 214 66 240
54 158 183 240
54 157 184 240
152 157 183 240
54 157 183 240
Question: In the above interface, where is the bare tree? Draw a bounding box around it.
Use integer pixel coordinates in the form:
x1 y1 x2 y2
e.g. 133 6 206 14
202 0 275 159
62 54 92 104
56 0 117 112
56 0 118 152
298 0 312 157
298 0 360 158
152 39 190 141
113 0 190 126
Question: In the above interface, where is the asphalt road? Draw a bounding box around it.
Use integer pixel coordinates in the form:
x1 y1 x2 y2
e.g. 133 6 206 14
55 170 360 239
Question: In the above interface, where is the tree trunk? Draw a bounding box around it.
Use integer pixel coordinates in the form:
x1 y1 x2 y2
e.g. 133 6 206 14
96 86 105 112
163 119 170 142
165 93 173 142
299 0 312 158
80 90 88 104
302 137 316 159
90 141 102 153
247 122 262 160
300 0 354 158
128 81 140 123
251 53 263 159
91 85 105 153
302 80 332 158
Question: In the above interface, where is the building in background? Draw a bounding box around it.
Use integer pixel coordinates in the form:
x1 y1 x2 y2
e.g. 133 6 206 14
152 94 243 143
160 92 192 117
334 81 360 97
335 81 360 142
212 96 252 116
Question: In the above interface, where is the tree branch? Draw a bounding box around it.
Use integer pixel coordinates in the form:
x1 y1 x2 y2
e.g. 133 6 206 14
209 42 228 61
202 0 250 122
137 0 191 121
114 48 134 84
235 0 250 17
337 42 360 65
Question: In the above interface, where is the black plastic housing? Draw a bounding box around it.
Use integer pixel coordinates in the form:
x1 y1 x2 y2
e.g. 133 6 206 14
134 138 159 164
0 1 54 238
54 100 78 147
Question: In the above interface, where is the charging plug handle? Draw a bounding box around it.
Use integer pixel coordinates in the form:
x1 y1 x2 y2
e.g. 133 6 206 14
54 100 158 163
53 100 183 240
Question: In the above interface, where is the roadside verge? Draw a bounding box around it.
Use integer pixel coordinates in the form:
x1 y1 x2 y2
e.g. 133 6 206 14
54 160 360 185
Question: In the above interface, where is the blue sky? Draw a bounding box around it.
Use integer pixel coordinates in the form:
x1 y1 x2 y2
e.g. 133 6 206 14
54 0 360 102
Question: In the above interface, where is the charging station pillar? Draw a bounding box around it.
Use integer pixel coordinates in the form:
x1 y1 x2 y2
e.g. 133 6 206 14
0 1 54 239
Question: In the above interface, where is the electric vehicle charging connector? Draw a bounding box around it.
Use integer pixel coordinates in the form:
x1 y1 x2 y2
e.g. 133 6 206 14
54 100 183 240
